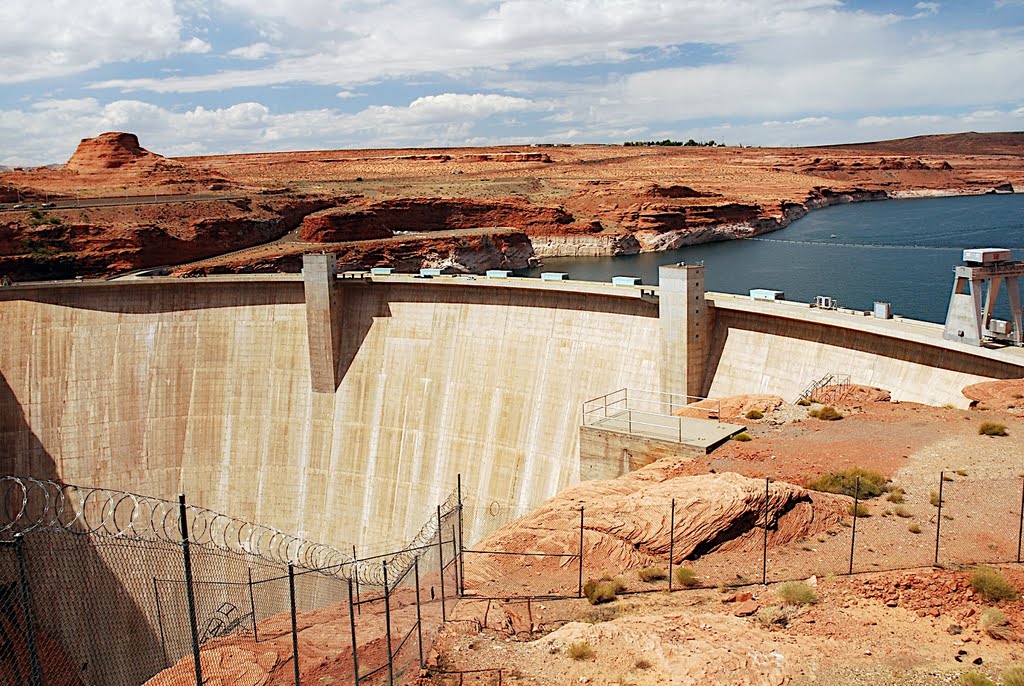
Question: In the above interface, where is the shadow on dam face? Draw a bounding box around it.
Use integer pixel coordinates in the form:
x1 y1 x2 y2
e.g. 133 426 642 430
0 373 171 685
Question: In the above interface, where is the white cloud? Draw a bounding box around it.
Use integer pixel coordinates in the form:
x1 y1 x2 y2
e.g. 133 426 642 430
0 0 208 84
0 94 542 166
913 2 941 17
228 42 277 60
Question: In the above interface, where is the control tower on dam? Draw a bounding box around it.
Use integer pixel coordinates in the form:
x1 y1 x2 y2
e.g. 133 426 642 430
2 258 1023 553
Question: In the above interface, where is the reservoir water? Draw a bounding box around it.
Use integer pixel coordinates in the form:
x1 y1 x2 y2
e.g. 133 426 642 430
521 193 1024 324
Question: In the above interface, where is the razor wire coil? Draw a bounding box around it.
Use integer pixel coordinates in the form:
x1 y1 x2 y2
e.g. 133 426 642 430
0 476 459 588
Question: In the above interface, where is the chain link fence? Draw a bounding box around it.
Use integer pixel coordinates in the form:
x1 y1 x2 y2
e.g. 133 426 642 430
0 477 462 686
3 470 1024 684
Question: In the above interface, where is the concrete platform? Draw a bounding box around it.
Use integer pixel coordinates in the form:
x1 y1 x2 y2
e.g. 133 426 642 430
587 410 745 451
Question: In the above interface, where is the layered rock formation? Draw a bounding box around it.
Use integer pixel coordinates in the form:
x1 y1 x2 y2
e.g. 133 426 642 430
463 468 846 595
65 132 166 173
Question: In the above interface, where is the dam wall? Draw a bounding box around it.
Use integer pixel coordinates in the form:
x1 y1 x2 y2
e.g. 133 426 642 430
0 276 661 550
3 272 1024 553
703 293 1024 406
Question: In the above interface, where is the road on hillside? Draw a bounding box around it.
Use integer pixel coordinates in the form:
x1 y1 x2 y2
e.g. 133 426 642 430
0 192 245 212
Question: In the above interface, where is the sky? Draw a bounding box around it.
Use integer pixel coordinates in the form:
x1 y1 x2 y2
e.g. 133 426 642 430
1 0 1022 166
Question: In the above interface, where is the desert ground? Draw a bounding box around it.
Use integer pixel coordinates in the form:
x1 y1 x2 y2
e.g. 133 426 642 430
424 381 1024 686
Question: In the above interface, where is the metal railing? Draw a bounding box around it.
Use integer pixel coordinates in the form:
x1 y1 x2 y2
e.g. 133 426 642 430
581 388 723 444
797 373 852 404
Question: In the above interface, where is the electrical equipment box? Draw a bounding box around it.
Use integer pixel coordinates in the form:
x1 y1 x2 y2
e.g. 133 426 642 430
963 248 1012 265
750 289 784 301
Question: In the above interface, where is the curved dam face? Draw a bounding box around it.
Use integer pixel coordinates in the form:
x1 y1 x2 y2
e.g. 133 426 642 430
0 275 660 549
2 264 1024 552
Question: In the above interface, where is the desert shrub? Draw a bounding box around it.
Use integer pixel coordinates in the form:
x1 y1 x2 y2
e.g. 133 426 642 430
756 605 797 628
979 422 1008 437
634 657 652 670
943 473 955 482
807 467 890 499
674 566 698 587
1003 666 1024 686
583 580 619 605
895 506 913 518
808 405 843 420
970 566 1018 602
979 607 1014 640
886 488 906 503
638 566 667 582
776 581 818 605
929 490 941 507
908 523 922 534
797 398 812 407
745 409 764 420
847 502 870 517
955 469 968 477
601 575 627 594
960 672 996 686
732 432 752 442
567 641 594 661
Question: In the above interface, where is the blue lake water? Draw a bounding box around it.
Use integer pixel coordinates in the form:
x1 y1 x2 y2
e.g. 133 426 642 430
520 193 1024 324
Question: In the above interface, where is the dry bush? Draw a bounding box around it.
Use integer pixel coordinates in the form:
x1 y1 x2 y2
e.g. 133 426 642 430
979 607 1014 640
732 432 752 442
776 581 818 605
634 658 653 670
583 580 619 605
745 409 764 420
929 490 941 507
638 566 667 582
674 566 699 587
978 422 1008 436
895 506 913 518
797 398 812 407
580 606 620 623
960 672 996 686
567 642 594 661
908 523 922 534
970 566 1018 602
756 605 797 629
807 467 890 498
808 405 843 420
886 488 906 503
1003 666 1024 686
847 502 870 517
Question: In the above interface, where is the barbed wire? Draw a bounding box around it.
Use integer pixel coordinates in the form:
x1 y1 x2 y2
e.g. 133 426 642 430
0 476 460 588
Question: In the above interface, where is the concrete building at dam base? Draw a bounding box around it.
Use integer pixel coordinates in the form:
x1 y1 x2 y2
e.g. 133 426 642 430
3 256 1024 554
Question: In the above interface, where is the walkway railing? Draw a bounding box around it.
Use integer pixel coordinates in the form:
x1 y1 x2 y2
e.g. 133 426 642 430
581 388 722 444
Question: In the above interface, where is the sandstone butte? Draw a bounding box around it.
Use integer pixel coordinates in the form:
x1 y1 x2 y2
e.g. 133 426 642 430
0 130 1021 280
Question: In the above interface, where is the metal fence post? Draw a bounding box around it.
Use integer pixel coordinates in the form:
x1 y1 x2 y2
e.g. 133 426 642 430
248 567 259 643
154 576 169 667
578 507 585 598
288 563 300 686
1018 476 1024 564
347 579 359 685
437 505 446 622
414 556 424 668
934 472 945 566
450 525 460 601
762 478 769 585
353 545 361 615
668 498 676 592
848 477 860 575
458 474 465 597
13 534 42 686
383 562 394 686
178 494 204 686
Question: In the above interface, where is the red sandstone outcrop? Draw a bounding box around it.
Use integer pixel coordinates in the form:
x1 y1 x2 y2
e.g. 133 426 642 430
675 394 785 421
65 132 168 173
961 378 1024 410
298 198 575 242
463 469 846 596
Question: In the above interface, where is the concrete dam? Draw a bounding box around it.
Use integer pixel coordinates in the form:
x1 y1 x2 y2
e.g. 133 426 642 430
3 259 1024 553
